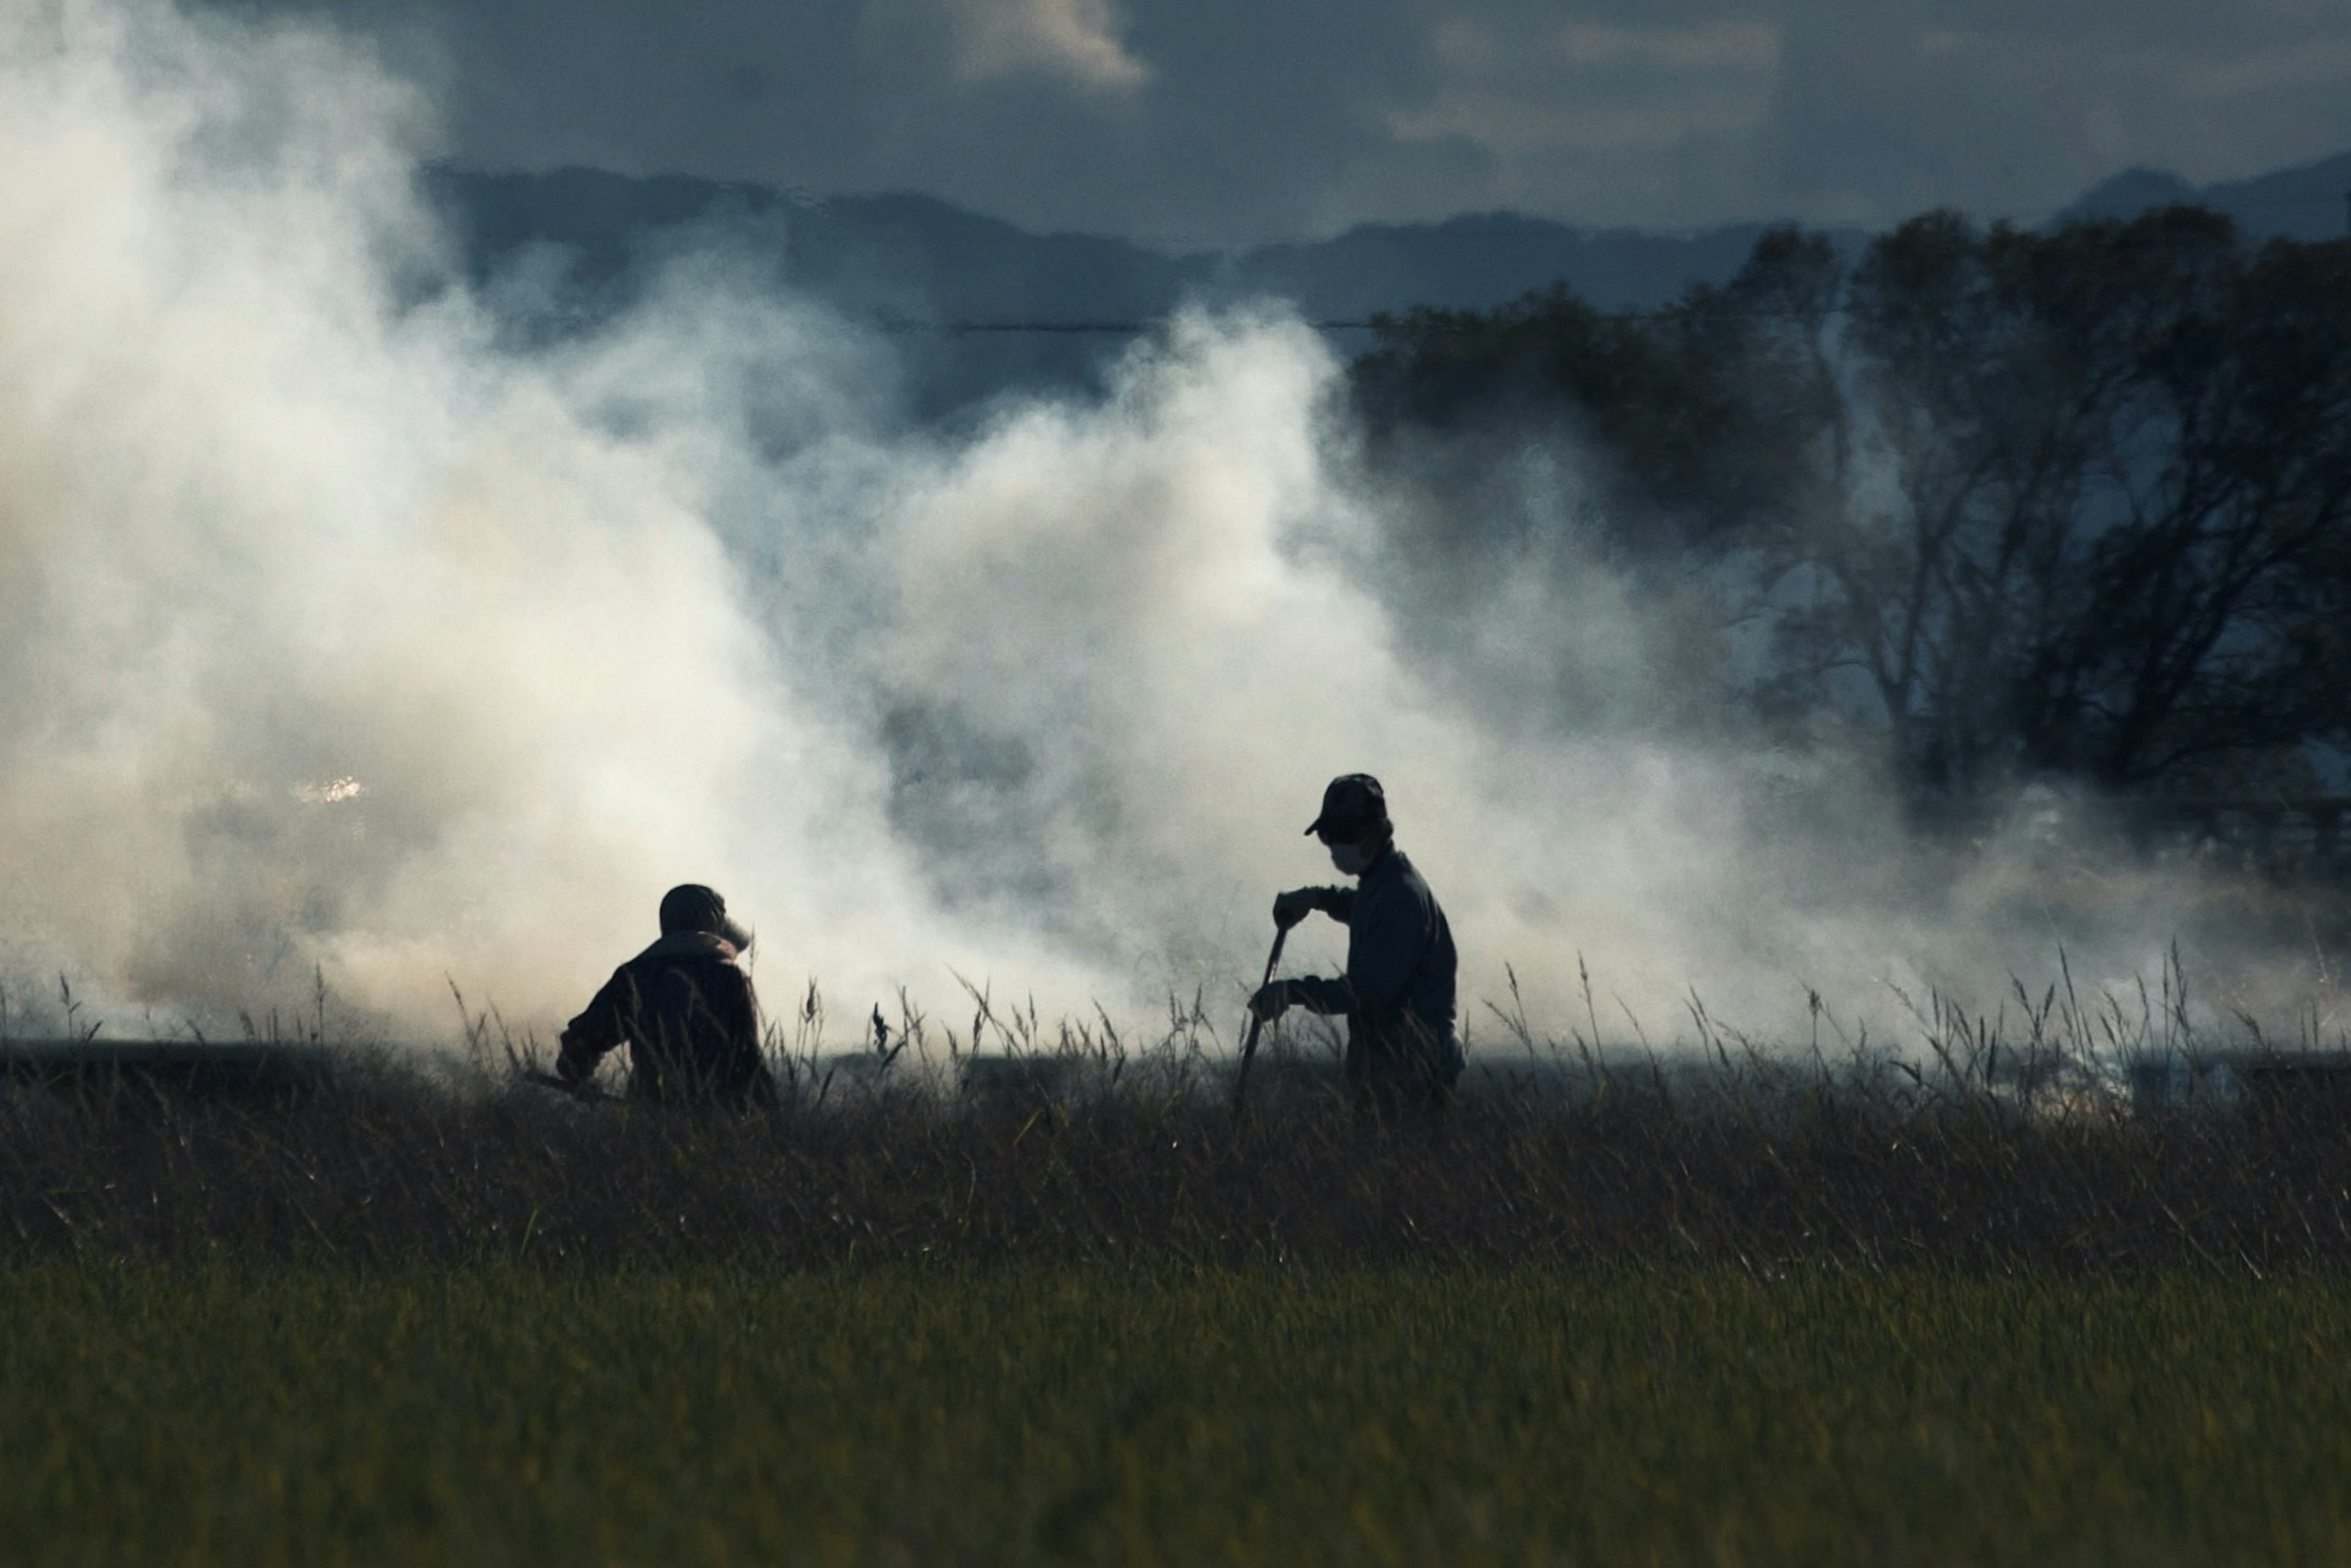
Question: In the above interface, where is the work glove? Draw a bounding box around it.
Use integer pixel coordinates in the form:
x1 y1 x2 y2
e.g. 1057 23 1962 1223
1249 980 1297 1022
1271 887 1319 930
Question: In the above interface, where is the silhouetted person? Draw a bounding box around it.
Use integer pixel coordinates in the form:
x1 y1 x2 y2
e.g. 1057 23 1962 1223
1251 775 1460 1119
557 883 773 1106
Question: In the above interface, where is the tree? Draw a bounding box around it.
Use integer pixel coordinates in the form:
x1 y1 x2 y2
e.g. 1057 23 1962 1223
1352 208 2351 805
1796 208 2351 796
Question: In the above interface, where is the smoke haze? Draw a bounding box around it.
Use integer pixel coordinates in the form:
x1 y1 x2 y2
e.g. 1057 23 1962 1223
0 0 2329 1052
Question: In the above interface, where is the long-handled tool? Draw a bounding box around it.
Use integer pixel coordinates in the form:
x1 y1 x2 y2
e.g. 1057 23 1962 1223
1230 923 1288 1120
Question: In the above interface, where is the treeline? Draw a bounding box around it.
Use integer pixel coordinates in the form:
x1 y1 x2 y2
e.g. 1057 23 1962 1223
1354 208 2351 805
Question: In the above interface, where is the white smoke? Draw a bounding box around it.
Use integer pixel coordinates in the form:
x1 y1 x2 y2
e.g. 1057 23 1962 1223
0 0 2332 1051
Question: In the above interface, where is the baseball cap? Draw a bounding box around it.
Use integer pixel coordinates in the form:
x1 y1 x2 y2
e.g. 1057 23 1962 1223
1303 773 1388 839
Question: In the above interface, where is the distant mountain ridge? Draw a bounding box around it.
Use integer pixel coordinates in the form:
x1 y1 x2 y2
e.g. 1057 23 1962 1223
422 154 2351 415
429 151 2351 336
2060 152 2351 241
424 164 1853 413
1207 212 1796 320
422 165 1843 328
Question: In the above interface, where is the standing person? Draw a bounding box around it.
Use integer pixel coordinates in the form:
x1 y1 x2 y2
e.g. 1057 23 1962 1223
555 883 774 1106
1250 775 1461 1118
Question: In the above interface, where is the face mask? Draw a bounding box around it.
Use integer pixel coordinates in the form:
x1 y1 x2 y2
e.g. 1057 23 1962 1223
1329 839 1373 876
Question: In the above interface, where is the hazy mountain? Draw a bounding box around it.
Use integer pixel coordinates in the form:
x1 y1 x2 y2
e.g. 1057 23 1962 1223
1205 212 1802 318
2059 168 2202 223
2059 152 2351 241
430 168 1195 323
422 153 2349 415
426 164 1856 413
432 152 2351 328
425 166 1841 326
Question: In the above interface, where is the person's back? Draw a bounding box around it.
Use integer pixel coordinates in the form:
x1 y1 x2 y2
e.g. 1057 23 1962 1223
557 884 773 1106
1330 844 1458 1096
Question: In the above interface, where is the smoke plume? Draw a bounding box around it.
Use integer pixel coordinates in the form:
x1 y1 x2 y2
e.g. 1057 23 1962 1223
0 0 2329 1053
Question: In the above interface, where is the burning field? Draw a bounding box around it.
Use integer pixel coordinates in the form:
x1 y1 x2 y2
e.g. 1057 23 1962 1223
11 0 2351 1561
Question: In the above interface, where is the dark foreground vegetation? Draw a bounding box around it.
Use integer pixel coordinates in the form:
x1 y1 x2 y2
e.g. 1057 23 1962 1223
9 1046 2351 1562
10 1262 2350 1566
6 1041 2350 1271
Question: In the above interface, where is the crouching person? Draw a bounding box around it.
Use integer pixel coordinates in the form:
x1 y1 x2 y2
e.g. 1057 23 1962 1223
1251 774 1462 1122
557 883 776 1106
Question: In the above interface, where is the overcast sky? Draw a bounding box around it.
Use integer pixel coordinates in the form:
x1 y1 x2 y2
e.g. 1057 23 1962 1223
256 0 2351 246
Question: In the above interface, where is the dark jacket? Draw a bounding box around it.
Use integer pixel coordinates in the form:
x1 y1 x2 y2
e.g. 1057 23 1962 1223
557 931 771 1104
1289 847 1461 1089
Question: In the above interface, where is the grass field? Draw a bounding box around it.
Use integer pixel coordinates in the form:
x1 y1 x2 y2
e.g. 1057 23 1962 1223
8 1260 2351 1566
10 1037 2351 1564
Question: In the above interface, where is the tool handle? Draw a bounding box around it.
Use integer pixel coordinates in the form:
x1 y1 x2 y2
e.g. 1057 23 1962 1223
1230 924 1288 1119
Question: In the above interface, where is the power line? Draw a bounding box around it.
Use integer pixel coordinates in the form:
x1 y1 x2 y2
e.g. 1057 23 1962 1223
875 309 1779 336
875 317 1381 334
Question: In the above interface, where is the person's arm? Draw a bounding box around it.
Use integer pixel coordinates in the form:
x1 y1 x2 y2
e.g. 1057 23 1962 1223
1285 882 1419 1017
555 967 632 1086
1273 885 1355 929
1255 887 1352 1018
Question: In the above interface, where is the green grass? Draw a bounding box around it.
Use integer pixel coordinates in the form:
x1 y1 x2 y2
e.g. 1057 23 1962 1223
8 1261 2351 1566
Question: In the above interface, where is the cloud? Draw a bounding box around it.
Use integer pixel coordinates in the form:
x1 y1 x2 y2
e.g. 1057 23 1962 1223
1395 17 1779 156
942 0 1149 90
204 0 2351 242
1756 0 2351 221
